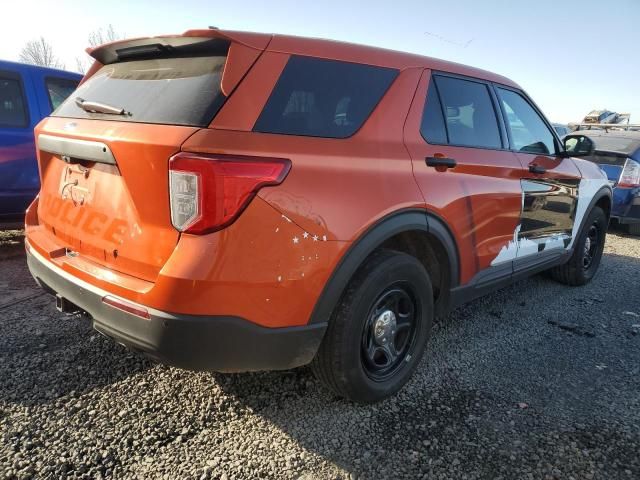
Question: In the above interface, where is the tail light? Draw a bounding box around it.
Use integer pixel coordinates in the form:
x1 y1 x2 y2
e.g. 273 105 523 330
618 158 640 187
169 152 291 234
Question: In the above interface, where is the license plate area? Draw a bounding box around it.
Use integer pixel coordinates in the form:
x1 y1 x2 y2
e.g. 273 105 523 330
59 163 94 206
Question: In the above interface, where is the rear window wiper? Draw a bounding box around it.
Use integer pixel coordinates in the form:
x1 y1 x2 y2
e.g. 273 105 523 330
75 97 132 116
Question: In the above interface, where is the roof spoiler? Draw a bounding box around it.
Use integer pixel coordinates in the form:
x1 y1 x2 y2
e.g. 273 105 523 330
87 30 271 65
84 30 273 95
87 36 231 65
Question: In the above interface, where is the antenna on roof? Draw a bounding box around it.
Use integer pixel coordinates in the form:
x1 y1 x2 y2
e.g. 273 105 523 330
208 26 219 30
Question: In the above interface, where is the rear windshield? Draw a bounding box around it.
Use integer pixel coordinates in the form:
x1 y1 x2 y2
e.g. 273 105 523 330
586 152 628 167
589 135 640 156
52 56 227 126
254 56 398 138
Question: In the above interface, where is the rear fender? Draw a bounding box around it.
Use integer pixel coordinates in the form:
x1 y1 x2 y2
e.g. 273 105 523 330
308 209 459 325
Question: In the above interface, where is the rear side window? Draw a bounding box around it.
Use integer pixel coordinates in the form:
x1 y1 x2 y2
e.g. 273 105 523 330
52 55 228 126
254 56 398 138
433 76 502 149
0 74 28 128
46 77 79 111
497 88 557 155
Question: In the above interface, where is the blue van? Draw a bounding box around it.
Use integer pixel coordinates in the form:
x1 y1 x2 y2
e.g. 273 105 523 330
0 60 81 227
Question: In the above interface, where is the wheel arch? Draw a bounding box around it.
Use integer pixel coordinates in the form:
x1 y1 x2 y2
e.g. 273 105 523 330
594 189 612 219
580 186 613 233
309 209 460 325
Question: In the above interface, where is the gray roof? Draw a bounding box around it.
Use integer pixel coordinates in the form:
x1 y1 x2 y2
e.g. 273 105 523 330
574 130 640 156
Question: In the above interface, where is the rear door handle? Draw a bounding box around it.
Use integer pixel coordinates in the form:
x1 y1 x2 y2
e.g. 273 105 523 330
529 164 547 174
425 156 457 169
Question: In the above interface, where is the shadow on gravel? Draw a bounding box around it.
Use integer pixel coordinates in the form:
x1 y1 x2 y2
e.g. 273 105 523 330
214 250 640 478
0 285 153 407
216 367 506 477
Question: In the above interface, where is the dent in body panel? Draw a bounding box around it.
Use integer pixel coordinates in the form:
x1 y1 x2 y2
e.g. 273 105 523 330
154 196 349 327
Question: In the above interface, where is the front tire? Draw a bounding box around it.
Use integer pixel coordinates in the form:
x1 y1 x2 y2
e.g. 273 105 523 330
551 206 607 286
311 250 433 403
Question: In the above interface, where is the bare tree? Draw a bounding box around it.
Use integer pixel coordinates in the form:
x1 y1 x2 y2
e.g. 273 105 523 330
76 25 124 74
75 57 87 75
88 24 122 48
19 37 65 69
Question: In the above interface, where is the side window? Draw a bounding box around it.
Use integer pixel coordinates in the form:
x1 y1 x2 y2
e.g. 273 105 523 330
433 76 502 149
0 74 28 128
254 56 398 138
420 80 447 144
497 88 557 155
46 77 79 111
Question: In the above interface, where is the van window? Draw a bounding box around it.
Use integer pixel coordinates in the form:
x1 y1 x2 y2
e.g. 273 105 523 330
497 88 557 155
0 75 28 128
254 56 398 138
420 80 447 144
46 77 79 111
434 76 502 149
52 55 228 126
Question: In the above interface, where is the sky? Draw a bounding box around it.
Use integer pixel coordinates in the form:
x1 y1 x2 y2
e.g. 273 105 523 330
2 0 639 124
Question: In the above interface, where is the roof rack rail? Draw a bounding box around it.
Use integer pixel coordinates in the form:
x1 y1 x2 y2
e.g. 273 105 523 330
576 123 640 132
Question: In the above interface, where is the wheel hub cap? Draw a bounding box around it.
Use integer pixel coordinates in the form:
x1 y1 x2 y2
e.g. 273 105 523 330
361 286 419 382
583 224 599 268
373 310 396 346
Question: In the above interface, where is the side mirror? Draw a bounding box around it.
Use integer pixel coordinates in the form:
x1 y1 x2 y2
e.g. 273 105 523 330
563 134 595 157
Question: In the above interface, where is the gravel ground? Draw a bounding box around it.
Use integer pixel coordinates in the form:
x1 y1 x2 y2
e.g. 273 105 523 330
1 229 639 479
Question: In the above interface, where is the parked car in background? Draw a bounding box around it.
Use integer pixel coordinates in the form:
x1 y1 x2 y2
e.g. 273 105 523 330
583 110 618 125
25 29 611 402
0 60 81 227
572 130 640 235
552 123 571 137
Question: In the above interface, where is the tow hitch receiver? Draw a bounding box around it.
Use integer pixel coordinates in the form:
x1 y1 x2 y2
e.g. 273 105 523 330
55 294 81 315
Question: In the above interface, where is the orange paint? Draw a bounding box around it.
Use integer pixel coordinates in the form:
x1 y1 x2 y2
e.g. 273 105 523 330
26 28 598 332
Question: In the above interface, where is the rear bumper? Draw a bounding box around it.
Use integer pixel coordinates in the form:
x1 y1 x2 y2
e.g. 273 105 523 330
26 243 326 372
613 201 640 224
612 188 640 224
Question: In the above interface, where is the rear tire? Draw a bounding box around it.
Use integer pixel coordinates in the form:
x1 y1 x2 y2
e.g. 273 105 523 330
311 250 433 403
551 206 607 286
625 223 640 236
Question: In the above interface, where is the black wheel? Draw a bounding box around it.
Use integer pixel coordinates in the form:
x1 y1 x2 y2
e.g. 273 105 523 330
311 250 433 403
551 206 607 286
625 223 640 236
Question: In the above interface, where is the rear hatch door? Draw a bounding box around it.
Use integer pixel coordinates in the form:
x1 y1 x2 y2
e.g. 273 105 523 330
36 119 198 282
35 35 263 281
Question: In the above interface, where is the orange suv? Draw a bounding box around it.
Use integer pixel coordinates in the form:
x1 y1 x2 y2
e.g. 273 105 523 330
26 29 611 402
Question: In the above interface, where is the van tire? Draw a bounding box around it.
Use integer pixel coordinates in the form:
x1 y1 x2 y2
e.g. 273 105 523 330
311 249 433 403
551 206 607 286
